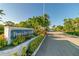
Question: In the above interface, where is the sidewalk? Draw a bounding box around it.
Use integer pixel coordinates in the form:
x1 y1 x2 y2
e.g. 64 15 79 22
51 32 79 46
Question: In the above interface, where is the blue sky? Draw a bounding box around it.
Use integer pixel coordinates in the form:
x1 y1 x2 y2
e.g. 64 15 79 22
0 3 79 26
0 3 43 23
45 3 79 26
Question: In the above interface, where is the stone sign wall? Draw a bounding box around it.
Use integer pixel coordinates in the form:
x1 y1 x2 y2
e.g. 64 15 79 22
4 26 34 45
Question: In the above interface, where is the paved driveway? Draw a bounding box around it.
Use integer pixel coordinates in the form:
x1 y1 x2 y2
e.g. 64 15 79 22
36 35 79 56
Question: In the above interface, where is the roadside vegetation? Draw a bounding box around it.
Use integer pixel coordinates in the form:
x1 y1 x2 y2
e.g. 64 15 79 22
27 34 45 56
21 46 27 56
16 14 50 35
0 24 4 34
0 9 50 56
0 10 50 56
12 34 35 46
0 10 5 34
0 34 7 48
52 17 79 36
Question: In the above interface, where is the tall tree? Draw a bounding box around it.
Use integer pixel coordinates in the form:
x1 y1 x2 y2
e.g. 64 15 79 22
17 14 50 35
64 18 74 32
0 10 5 19
0 10 5 34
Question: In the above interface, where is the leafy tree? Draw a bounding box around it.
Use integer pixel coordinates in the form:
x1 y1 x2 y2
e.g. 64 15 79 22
5 21 15 26
63 18 73 32
53 25 63 32
0 24 4 34
0 10 5 34
52 25 56 31
17 14 50 35
0 10 5 19
53 17 79 36
63 18 79 32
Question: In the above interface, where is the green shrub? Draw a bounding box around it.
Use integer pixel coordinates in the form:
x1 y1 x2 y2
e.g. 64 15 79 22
12 39 19 46
66 32 79 36
0 38 7 49
12 34 35 46
12 35 25 46
21 46 27 56
18 35 26 43
25 34 31 40
0 30 4 34
27 35 44 55
0 34 7 49
12 52 18 56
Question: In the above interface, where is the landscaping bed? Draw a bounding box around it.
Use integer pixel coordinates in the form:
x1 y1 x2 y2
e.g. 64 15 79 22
66 32 79 36
0 30 3 34
0 32 45 56
27 34 45 56
0 34 36 50
12 34 35 46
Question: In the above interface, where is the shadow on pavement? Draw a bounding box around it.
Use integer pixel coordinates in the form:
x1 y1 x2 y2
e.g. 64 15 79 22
36 35 79 56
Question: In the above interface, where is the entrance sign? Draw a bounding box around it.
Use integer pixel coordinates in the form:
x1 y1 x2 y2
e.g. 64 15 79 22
4 26 34 45
11 29 33 39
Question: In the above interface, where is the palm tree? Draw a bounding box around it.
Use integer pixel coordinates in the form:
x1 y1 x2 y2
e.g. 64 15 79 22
44 14 49 19
0 10 5 19
5 21 15 26
43 14 50 27
0 10 5 24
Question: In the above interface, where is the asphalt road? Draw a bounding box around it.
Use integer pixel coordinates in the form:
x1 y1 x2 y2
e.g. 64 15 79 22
36 35 79 56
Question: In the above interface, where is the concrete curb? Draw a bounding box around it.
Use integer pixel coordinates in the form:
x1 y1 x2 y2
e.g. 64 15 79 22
31 36 46 56
69 42 79 50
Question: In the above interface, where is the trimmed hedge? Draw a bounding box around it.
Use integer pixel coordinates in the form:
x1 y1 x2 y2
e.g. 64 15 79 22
12 52 18 56
27 35 44 55
21 46 27 56
66 32 79 36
